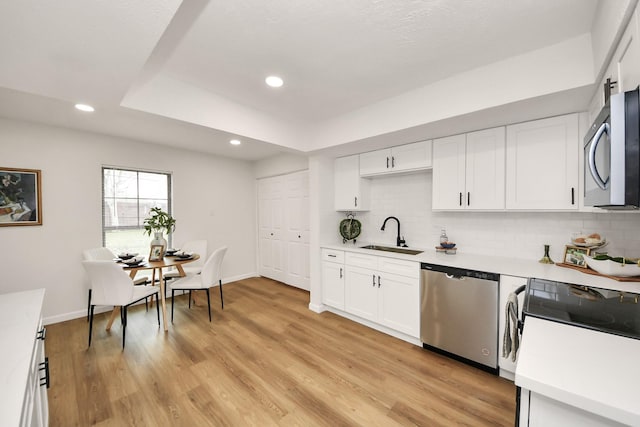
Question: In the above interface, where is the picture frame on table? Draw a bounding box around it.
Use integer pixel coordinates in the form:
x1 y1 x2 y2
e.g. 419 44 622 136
149 245 164 262
0 167 42 226
563 245 591 268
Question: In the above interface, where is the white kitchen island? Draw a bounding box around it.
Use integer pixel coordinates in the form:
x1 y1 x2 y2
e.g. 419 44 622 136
516 316 640 426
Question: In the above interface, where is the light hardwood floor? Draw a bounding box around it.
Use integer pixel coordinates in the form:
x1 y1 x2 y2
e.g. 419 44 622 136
46 277 516 426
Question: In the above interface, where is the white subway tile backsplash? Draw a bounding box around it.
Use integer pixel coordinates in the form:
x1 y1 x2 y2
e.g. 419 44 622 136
351 172 640 261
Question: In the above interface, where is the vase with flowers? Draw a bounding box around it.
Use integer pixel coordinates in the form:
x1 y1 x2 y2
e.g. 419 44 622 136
143 207 176 256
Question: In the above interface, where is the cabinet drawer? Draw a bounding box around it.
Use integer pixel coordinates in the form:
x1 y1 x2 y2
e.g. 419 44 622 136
345 252 378 268
322 249 344 263
378 257 419 278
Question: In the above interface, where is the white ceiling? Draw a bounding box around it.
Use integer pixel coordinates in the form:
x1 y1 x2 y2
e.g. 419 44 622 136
0 0 600 161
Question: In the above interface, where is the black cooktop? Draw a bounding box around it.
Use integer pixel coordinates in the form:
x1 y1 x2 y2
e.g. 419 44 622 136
524 278 640 340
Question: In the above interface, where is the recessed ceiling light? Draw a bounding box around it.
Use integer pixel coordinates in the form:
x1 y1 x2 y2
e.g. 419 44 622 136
230 139 241 146
74 103 95 112
265 76 284 88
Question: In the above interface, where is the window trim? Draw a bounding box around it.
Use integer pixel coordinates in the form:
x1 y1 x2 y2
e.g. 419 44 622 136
101 165 173 248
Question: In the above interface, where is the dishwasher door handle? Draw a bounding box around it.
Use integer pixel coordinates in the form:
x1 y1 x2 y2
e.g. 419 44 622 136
445 273 465 280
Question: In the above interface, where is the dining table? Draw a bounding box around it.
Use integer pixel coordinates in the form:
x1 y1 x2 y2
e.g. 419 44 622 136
106 254 200 332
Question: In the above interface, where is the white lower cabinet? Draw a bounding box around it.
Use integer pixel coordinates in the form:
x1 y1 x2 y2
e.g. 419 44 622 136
321 249 345 310
498 275 527 380
342 252 420 338
1 289 48 427
520 390 626 427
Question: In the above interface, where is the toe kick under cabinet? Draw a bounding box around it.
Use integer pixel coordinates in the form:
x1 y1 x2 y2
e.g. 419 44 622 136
0 289 49 427
322 249 420 343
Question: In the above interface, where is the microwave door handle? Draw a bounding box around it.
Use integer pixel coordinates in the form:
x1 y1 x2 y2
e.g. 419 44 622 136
588 122 610 190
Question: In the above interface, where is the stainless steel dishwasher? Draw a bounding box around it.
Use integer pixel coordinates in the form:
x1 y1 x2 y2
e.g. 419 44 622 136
420 263 499 373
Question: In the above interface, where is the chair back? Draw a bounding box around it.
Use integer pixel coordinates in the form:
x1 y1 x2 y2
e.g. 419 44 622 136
83 247 115 261
180 240 207 268
82 260 135 306
200 246 227 288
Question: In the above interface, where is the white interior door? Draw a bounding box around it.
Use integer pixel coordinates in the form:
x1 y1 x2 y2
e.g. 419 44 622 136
258 171 309 289
285 171 310 290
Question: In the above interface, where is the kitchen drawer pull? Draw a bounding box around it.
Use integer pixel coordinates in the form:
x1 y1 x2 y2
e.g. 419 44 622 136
386 157 389 168
37 327 46 341
328 254 336 258
39 357 50 389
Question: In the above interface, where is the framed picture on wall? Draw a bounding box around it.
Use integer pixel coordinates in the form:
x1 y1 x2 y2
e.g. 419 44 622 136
0 167 42 226
149 244 164 262
563 245 591 268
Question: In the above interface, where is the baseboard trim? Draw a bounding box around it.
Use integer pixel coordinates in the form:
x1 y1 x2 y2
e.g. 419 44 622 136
308 302 325 313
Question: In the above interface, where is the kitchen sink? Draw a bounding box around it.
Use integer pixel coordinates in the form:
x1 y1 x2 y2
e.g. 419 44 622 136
360 245 423 255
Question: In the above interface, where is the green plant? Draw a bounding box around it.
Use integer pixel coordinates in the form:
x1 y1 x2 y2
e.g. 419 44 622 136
143 207 176 236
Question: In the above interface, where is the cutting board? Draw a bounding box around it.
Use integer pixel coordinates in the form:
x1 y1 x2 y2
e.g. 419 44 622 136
555 262 640 282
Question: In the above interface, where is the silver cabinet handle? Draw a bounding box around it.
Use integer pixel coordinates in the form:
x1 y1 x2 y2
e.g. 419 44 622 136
588 122 610 190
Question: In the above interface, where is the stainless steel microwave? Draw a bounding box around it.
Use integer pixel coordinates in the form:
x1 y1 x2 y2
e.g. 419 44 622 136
584 87 640 209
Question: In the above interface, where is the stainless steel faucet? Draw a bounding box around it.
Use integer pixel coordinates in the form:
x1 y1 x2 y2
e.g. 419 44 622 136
381 216 406 247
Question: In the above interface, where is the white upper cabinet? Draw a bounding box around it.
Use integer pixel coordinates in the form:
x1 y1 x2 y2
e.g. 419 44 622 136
613 5 640 94
506 114 579 211
334 155 370 211
588 3 640 122
359 140 432 177
432 134 466 210
432 127 505 210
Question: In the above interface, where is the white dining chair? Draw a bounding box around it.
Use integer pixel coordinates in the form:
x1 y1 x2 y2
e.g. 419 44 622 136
82 260 160 349
82 247 148 321
168 246 227 322
164 239 208 279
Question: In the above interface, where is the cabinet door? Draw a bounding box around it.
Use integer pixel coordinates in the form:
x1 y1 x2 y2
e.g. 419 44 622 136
391 140 432 172
322 261 345 310
498 275 527 379
466 127 505 210
378 273 420 337
335 155 369 211
359 148 391 176
614 6 640 94
505 114 579 210
432 134 466 210
344 265 378 322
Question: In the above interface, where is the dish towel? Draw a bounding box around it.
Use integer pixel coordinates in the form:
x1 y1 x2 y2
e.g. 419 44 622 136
502 292 520 362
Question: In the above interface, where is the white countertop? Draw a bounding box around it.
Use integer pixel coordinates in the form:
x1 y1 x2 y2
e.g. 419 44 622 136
322 243 640 293
0 289 45 426
515 316 640 425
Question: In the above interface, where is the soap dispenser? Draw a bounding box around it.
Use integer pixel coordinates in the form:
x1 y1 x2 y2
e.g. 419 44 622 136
439 228 448 245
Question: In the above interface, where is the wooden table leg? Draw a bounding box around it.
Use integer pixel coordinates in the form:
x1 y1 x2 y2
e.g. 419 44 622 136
106 307 120 331
158 268 168 331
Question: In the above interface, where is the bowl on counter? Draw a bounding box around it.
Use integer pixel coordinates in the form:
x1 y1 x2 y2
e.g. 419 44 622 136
570 232 606 248
440 242 456 249
583 255 640 277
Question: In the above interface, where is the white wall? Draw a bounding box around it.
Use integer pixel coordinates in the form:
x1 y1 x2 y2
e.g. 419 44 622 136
0 118 258 324
347 172 640 263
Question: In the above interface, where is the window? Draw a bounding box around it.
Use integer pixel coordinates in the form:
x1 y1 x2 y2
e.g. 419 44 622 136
102 167 172 256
